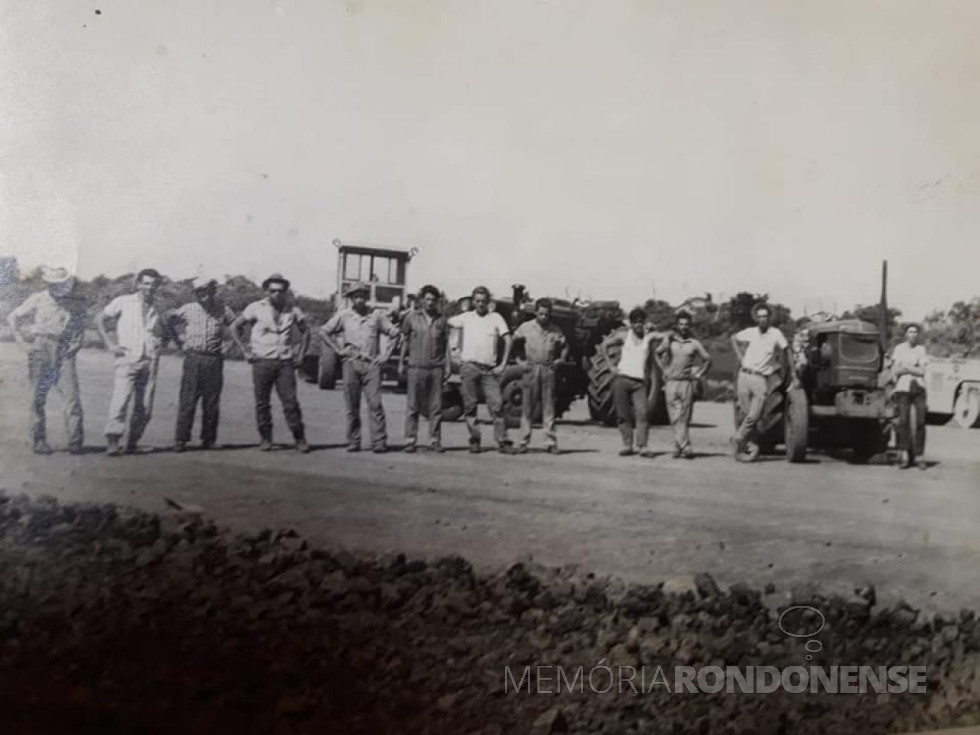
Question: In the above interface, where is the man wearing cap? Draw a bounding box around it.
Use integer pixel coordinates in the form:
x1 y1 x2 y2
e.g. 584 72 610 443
730 303 790 461
398 284 451 453
655 310 712 458
97 268 167 456
512 298 569 454
168 277 237 452
7 266 86 454
231 274 310 453
447 286 514 453
321 281 401 453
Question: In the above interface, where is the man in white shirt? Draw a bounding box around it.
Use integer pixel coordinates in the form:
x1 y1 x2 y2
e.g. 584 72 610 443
96 268 166 456
730 303 789 460
600 308 659 456
447 286 514 453
890 323 929 469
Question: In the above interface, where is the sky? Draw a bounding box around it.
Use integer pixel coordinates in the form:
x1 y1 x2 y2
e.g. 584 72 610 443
2 0 979 320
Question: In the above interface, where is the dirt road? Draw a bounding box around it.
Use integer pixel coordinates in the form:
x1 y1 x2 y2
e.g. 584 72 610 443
2 344 978 612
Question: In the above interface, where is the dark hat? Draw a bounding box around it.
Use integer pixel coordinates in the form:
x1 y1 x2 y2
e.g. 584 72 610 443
346 281 371 296
262 273 290 290
190 276 218 292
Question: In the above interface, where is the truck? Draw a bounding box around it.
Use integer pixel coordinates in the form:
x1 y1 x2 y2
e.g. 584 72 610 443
925 358 980 428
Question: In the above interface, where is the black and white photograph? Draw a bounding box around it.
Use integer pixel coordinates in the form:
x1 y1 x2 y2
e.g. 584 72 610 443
1 1 979 733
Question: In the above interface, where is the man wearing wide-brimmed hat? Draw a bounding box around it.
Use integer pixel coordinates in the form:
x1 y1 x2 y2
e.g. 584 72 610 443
321 281 402 453
231 273 311 453
97 268 167 455
168 277 237 452
7 266 87 454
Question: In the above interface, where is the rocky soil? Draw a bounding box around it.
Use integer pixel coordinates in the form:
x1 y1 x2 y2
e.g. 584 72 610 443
0 492 978 734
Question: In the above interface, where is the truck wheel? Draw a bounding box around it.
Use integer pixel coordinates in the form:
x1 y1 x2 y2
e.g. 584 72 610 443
784 387 808 463
953 384 980 428
318 344 338 390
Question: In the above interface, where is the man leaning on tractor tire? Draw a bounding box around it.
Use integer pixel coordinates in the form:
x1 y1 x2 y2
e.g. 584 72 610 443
600 307 659 458
730 302 790 462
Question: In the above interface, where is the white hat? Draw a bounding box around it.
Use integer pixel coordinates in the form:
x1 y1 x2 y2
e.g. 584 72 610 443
41 266 73 284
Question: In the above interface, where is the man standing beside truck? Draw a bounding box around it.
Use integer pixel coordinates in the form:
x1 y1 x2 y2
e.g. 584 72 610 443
891 323 929 470
321 281 401 453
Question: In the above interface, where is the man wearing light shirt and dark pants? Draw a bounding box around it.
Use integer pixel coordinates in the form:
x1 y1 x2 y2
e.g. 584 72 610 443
231 273 310 453
730 303 789 462
96 268 167 456
601 308 659 457
448 286 514 454
891 323 929 470
321 281 402 453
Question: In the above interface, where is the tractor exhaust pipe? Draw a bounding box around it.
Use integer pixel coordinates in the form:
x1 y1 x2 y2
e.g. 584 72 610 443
879 259 888 347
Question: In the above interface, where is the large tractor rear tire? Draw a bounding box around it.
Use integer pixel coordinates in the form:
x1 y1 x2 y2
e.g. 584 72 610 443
953 384 980 428
587 337 668 427
318 343 339 390
784 387 808 463
501 366 536 429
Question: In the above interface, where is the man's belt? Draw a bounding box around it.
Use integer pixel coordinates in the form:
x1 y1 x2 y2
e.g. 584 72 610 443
740 367 771 377
185 348 224 357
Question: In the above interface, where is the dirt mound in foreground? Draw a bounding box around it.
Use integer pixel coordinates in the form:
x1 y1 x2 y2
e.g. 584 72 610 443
0 492 978 734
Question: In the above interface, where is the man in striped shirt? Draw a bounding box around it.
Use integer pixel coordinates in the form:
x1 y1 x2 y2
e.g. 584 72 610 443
96 268 166 456
168 277 237 452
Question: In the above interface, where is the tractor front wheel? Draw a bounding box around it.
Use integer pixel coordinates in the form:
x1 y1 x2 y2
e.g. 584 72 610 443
318 344 339 390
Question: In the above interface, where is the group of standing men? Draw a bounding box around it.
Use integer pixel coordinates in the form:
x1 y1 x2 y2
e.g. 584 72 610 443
8 268 929 466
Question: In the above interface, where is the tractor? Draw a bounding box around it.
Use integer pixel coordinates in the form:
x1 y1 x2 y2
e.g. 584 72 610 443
736 263 895 462
737 318 893 462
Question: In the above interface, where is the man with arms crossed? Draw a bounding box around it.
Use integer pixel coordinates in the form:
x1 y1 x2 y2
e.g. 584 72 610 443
398 284 451 453
321 282 402 453
730 303 789 462
231 273 310 453
448 286 514 454
512 298 569 454
168 277 237 452
96 268 166 456
601 308 659 457
7 266 86 455
890 323 929 470
655 310 712 459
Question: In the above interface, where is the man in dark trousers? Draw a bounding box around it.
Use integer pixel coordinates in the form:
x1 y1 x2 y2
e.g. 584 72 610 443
7 266 86 454
398 284 451 453
231 273 311 453
169 277 237 452
321 281 402 453
600 308 659 457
